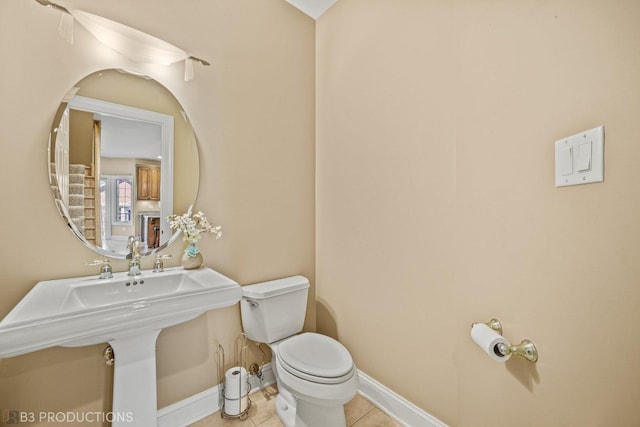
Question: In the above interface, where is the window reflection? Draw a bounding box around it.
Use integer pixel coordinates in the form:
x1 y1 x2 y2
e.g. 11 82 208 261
116 178 132 222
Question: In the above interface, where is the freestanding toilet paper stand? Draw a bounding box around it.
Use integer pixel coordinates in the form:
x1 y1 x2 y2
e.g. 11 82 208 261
217 333 253 420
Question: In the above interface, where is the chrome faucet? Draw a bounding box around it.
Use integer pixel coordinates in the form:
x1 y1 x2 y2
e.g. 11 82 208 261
127 236 142 277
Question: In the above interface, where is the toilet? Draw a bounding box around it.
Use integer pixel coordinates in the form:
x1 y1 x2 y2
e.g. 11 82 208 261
240 276 358 427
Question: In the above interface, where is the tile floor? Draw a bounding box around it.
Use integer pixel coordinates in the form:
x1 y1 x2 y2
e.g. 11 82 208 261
188 385 402 427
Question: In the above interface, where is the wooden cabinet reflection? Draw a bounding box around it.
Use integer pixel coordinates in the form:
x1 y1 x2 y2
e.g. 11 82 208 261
137 165 160 201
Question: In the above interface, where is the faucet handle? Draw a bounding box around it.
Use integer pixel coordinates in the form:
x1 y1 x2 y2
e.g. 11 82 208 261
152 254 172 273
86 259 113 279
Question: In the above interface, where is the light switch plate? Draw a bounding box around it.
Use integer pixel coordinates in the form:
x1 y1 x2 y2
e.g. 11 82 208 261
555 125 604 187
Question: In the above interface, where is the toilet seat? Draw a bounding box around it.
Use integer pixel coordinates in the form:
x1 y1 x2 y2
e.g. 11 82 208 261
277 333 355 385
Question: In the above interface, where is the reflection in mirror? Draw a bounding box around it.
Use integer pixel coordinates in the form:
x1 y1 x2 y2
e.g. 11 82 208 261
48 69 199 259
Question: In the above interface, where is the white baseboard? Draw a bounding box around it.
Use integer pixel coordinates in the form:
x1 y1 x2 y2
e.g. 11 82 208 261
157 365 446 427
357 370 448 427
157 385 221 427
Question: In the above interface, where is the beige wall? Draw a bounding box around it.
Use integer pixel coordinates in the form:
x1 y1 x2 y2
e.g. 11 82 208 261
0 0 314 424
317 0 640 426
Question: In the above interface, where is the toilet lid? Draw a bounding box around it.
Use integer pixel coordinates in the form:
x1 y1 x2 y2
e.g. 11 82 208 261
277 333 354 382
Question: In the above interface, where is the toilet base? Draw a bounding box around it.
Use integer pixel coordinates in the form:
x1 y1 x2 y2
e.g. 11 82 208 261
296 398 347 427
274 387 347 427
275 389 296 427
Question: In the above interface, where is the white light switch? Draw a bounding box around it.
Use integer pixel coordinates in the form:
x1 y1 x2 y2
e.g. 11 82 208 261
559 147 573 175
555 125 604 187
577 142 592 172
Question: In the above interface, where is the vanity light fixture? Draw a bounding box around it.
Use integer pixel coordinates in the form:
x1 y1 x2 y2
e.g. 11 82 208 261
35 0 210 81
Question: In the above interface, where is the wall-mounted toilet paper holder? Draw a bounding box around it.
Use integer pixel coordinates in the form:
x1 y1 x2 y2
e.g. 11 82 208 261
475 318 538 363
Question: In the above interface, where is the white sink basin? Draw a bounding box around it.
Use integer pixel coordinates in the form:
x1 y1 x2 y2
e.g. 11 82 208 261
0 266 241 427
0 266 241 357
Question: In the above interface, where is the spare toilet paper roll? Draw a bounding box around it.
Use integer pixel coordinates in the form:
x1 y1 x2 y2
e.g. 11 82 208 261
471 323 511 362
224 366 249 399
224 395 249 416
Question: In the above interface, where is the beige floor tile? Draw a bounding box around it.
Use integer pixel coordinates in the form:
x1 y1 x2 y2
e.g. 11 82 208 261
345 393 375 426
351 407 402 427
253 416 285 427
191 386 400 427
188 412 255 427
248 387 281 426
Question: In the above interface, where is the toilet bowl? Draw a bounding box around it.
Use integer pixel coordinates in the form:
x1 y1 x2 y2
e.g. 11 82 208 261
240 276 358 427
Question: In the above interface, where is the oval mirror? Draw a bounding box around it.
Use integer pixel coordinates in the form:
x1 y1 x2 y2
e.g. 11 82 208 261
48 69 199 259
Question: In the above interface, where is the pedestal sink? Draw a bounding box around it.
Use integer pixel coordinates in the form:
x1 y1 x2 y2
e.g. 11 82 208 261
0 267 241 427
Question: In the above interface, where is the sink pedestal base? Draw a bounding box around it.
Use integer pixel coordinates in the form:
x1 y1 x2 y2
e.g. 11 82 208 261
109 330 161 427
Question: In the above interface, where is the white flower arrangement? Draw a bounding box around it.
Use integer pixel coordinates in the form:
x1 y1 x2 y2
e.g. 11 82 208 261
167 211 222 245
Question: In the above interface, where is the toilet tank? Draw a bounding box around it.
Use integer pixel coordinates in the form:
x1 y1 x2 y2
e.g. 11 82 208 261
240 276 310 344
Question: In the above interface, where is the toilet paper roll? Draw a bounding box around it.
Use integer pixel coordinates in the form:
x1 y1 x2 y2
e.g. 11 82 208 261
224 395 249 416
224 366 249 399
471 323 511 362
